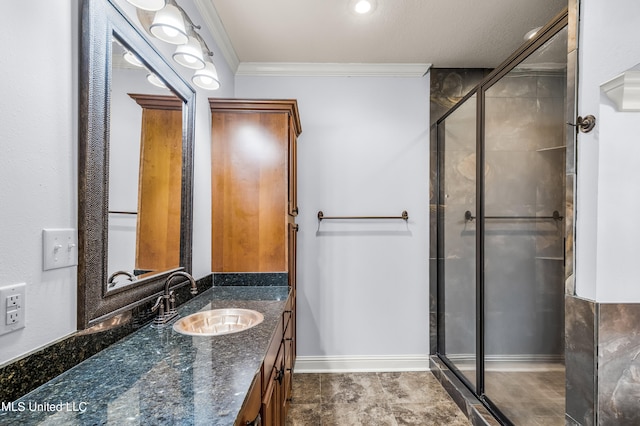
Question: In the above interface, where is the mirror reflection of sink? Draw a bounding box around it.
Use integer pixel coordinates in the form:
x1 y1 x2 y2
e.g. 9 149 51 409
173 308 264 336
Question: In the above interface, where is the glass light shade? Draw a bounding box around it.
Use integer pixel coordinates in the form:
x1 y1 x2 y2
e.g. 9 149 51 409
172 37 205 69
192 62 220 90
149 4 188 44
125 0 166 11
146 73 167 88
123 50 144 67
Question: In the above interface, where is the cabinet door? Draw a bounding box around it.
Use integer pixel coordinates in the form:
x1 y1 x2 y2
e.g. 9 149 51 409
261 366 278 426
235 375 261 426
287 116 298 217
262 347 284 426
211 111 288 272
287 222 298 290
136 107 183 272
284 314 294 414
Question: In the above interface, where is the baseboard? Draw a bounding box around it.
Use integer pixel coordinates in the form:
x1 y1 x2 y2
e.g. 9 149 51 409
293 355 430 373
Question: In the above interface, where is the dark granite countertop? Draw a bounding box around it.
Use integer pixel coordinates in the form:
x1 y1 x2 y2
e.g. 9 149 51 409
0 286 290 426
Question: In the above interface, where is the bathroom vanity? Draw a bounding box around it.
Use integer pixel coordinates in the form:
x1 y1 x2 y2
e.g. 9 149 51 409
0 285 292 425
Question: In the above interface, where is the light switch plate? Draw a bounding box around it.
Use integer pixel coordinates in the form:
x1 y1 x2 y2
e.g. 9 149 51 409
0 283 25 336
43 228 78 271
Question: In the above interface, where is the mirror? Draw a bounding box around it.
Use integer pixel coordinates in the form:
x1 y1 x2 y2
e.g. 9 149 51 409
79 0 195 329
108 38 183 290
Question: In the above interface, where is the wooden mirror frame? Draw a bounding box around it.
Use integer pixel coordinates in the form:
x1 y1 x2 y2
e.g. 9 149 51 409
78 0 195 329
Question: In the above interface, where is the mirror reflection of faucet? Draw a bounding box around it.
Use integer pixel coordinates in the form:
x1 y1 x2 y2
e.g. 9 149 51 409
107 270 137 288
151 271 198 328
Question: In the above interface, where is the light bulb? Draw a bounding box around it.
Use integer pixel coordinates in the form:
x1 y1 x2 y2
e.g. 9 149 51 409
354 0 372 14
162 26 179 38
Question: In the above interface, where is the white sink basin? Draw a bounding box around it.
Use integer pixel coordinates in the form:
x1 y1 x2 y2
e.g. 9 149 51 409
173 308 264 336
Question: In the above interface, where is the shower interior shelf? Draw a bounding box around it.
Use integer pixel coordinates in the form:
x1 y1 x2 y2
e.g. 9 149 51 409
536 145 566 152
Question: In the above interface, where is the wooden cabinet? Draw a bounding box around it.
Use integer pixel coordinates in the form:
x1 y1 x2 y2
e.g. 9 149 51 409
210 99 300 425
209 99 301 274
235 293 295 425
259 293 295 426
235 375 262 426
128 94 183 273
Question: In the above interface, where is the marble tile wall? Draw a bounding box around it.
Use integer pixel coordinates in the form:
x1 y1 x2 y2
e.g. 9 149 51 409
565 297 640 425
565 295 596 426
597 303 640 425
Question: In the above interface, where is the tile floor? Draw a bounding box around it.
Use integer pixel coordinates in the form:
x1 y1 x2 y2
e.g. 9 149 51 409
484 368 565 426
285 371 471 426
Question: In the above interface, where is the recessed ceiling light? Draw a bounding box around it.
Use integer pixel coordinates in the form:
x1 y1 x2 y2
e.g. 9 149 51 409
353 0 376 14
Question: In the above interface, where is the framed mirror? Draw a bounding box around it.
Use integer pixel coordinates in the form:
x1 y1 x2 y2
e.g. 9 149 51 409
78 0 195 329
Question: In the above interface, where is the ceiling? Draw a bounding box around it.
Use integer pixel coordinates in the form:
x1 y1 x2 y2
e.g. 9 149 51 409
195 0 567 75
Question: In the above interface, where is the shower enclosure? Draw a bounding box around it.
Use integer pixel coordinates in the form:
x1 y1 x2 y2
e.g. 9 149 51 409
436 12 568 426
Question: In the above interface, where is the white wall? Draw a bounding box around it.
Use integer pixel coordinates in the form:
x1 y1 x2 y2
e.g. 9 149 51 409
0 0 234 366
576 0 640 302
236 74 431 362
0 0 78 365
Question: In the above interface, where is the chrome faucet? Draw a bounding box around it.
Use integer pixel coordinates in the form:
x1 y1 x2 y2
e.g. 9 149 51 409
151 271 198 328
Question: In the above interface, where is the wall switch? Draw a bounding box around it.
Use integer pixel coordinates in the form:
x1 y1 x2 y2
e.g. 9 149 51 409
0 283 25 336
43 228 78 271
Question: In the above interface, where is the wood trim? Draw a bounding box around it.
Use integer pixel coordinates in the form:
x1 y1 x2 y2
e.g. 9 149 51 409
128 93 182 111
208 98 302 136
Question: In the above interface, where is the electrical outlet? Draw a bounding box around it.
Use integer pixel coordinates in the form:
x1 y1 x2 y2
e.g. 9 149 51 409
0 283 25 335
6 294 19 308
7 311 18 325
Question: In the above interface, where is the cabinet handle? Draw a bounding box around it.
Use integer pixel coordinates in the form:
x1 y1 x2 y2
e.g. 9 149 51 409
284 337 293 342
276 368 284 384
292 207 299 216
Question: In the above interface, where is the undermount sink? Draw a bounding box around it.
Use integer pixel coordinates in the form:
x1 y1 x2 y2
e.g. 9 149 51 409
173 308 264 336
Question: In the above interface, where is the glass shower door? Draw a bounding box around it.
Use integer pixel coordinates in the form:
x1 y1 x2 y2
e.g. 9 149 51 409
482 28 567 425
439 95 477 389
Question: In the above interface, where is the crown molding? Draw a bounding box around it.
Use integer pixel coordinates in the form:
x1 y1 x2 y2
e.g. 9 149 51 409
601 71 640 112
236 62 431 77
193 0 240 72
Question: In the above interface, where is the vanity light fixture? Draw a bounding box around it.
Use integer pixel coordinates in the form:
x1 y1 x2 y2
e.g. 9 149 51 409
172 36 205 69
149 3 188 44
131 0 221 90
192 60 220 90
125 0 166 11
146 73 167 88
123 50 144 67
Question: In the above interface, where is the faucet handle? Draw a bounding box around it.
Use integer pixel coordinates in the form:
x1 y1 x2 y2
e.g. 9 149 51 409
151 295 164 313
168 291 176 311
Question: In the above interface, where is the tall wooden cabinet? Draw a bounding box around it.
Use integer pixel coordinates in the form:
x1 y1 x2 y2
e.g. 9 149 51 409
210 99 300 425
128 94 183 273
209 99 300 276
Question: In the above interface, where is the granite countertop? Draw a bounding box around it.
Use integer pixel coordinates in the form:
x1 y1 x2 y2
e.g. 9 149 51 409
0 286 290 426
